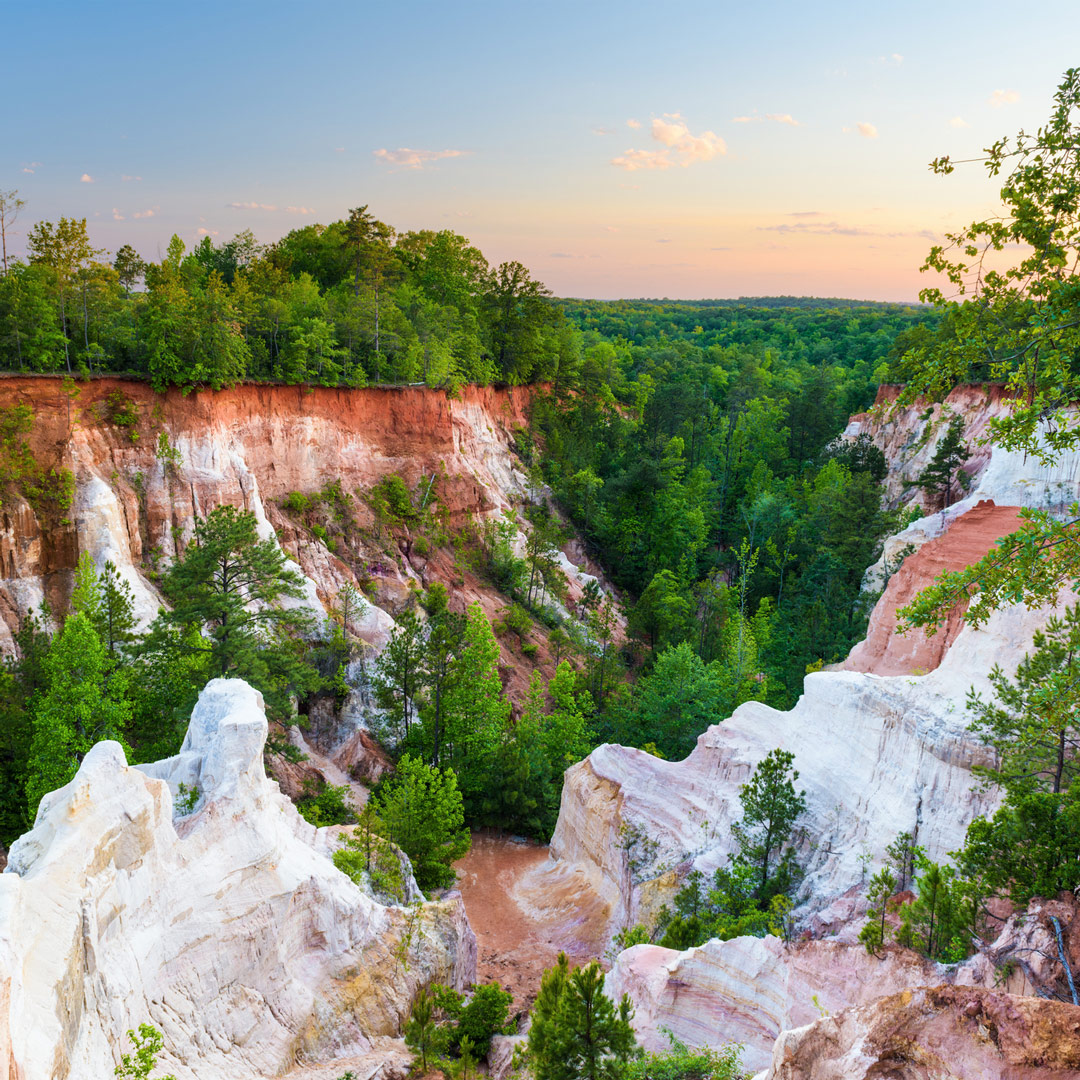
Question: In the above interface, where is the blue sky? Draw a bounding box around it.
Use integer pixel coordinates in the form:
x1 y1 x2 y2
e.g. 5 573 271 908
7 0 1080 299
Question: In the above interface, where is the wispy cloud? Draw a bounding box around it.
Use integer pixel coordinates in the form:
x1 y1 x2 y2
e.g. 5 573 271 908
121 174 141 182
626 119 641 129
80 173 94 183
373 147 468 170
604 226 619 232
656 238 672 244
878 52 903 65
21 161 41 175
733 112 800 126
949 116 969 128
760 220 935 240
550 252 584 259
988 89 1019 107
592 126 615 136
133 207 159 219
856 122 878 138
227 201 314 214
197 227 220 237
788 210 823 218
334 147 345 153
612 112 726 171
112 208 124 221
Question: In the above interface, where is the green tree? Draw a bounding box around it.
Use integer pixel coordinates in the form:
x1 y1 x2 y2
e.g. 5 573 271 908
154 504 317 711
442 602 511 814
731 748 807 908
115 1023 177 1080
858 867 897 957
372 608 425 744
0 189 25 277
967 604 1080 796
913 415 968 510
377 753 470 891
25 612 132 817
404 987 440 1073
527 955 638 1080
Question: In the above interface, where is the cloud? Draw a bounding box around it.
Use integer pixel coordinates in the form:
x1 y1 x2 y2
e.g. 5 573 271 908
372 147 468 170
22 167 34 174
656 238 672 243
550 252 584 259
612 113 726 171
112 208 124 221
133 207 158 219
627 119 641 129
611 148 674 171
80 173 94 183
121 174 141 182
759 220 936 240
197 227 220 237
710 246 732 251
604 226 619 232
949 116 969 128
733 113 800 126
878 53 903 65
856 122 878 138
989 89 1019 107
788 210 823 218
334 147 345 152
226 202 314 214
592 126 615 135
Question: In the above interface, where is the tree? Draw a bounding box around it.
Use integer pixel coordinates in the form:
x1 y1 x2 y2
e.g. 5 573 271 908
858 867 897 956
115 1022 177 1080
404 987 440 1073
377 753 470 891
26 216 101 372
912 415 968 510
731 748 807 907
966 604 1080 796
527 954 638 1080
442 602 511 814
372 608 425 744
154 504 317 711
897 69 1080 631
0 189 25 276
25 612 131 817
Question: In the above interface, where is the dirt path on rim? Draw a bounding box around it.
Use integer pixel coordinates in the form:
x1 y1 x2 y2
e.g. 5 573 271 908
453 833 614 1013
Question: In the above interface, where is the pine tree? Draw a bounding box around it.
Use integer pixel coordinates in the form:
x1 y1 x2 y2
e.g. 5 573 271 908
528 955 638 1080
858 867 897 956
914 415 968 510
153 504 317 712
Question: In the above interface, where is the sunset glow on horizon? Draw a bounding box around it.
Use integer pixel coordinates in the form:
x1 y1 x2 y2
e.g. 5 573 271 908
9 0 1080 301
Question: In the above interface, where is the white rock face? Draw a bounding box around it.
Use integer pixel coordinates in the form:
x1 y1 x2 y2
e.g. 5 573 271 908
0 678 475 1080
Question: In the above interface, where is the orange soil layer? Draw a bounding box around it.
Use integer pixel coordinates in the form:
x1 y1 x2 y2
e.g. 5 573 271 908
454 833 613 1014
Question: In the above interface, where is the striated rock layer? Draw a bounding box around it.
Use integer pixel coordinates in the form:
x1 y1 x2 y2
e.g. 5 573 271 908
0 678 476 1080
606 897 1080 1074
759 985 1080 1080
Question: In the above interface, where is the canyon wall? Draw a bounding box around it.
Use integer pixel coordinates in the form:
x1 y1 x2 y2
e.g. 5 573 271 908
0 678 476 1080
553 385 1080 1069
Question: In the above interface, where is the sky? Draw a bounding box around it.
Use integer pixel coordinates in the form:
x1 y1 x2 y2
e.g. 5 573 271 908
6 0 1080 301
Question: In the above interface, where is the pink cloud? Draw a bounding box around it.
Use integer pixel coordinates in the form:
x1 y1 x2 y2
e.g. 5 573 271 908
373 147 468 170
613 113 726 171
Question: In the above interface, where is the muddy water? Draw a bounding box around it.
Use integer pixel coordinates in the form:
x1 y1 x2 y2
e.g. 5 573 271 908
453 832 614 1011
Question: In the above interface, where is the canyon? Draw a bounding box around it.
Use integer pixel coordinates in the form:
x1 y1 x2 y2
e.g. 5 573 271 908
0 378 1077 1078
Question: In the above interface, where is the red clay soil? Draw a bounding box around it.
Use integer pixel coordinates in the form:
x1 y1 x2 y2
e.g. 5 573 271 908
454 833 613 1013
844 499 1023 676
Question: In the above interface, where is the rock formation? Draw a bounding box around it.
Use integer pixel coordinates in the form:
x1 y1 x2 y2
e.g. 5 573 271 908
0 678 476 1080
606 897 1080 1074
759 986 1080 1080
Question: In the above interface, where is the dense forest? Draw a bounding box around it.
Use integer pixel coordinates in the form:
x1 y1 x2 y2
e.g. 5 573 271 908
0 207 574 390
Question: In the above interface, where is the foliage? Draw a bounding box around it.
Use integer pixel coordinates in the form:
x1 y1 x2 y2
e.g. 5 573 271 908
527 953 638 1080
115 1023 177 1080
911 415 969 510
658 750 805 949
895 69 1080 632
623 1029 743 1080
377 753 470 891
296 777 355 827
25 611 131 816
333 800 406 902
153 504 318 714
404 981 513 1066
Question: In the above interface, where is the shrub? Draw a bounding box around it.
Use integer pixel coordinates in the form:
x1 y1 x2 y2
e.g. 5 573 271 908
284 491 312 514
296 778 355 827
